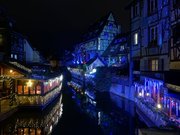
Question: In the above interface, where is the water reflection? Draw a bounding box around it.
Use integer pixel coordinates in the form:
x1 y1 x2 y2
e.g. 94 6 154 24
72 89 146 135
0 94 63 135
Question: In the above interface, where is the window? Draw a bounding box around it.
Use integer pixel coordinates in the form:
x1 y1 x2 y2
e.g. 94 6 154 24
14 54 17 59
134 4 138 17
30 87 35 94
11 54 13 58
134 33 138 45
151 59 158 71
17 85 23 94
132 3 139 18
36 85 41 94
149 26 158 46
24 86 29 94
120 46 125 51
148 0 157 14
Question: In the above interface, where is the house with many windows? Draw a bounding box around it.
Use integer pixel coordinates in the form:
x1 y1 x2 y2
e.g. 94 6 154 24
127 0 180 122
102 33 129 67
73 12 121 65
0 8 63 109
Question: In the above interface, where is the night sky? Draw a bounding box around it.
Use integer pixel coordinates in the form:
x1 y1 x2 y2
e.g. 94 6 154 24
0 0 130 57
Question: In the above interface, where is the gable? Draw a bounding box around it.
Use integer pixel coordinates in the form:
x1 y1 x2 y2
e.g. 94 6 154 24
107 13 115 22
88 58 105 68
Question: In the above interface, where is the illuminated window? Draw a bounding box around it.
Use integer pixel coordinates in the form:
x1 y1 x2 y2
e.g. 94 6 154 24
36 85 41 94
24 86 29 94
11 54 13 58
134 33 138 45
30 128 35 135
36 129 41 135
30 87 35 94
14 54 17 59
151 59 158 71
24 128 29 134
17 85 23 94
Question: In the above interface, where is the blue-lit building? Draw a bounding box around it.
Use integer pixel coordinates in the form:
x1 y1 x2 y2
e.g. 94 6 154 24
73 12 121 65
102 33 129 67
127 0 180 121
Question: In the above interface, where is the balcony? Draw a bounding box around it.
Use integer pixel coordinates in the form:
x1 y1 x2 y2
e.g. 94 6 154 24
142 41 161 56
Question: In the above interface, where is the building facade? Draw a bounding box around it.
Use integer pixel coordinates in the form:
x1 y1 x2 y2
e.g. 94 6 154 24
128 0 180 120
102 33 129 67
73 12 120 65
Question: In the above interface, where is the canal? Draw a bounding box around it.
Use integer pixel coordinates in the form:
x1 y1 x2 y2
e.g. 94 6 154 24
0 86 147 135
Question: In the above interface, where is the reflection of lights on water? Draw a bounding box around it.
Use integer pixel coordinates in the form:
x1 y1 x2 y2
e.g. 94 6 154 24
50 125 52 132
157 103 162 109
98 112 101 125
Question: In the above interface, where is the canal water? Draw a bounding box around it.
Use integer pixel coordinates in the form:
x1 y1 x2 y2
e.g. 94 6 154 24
0 86 147 135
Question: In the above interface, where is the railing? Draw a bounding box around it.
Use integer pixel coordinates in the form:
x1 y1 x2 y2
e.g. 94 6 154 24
142 46 161 56
0 95 18 114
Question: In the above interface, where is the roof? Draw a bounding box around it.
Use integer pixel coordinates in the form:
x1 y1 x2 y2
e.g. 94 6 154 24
79 12 119 43
86 56 105 66
102 33 129 57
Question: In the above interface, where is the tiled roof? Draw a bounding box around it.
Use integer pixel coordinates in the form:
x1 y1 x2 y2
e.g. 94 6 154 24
102 33 128 57
79 12 119 43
